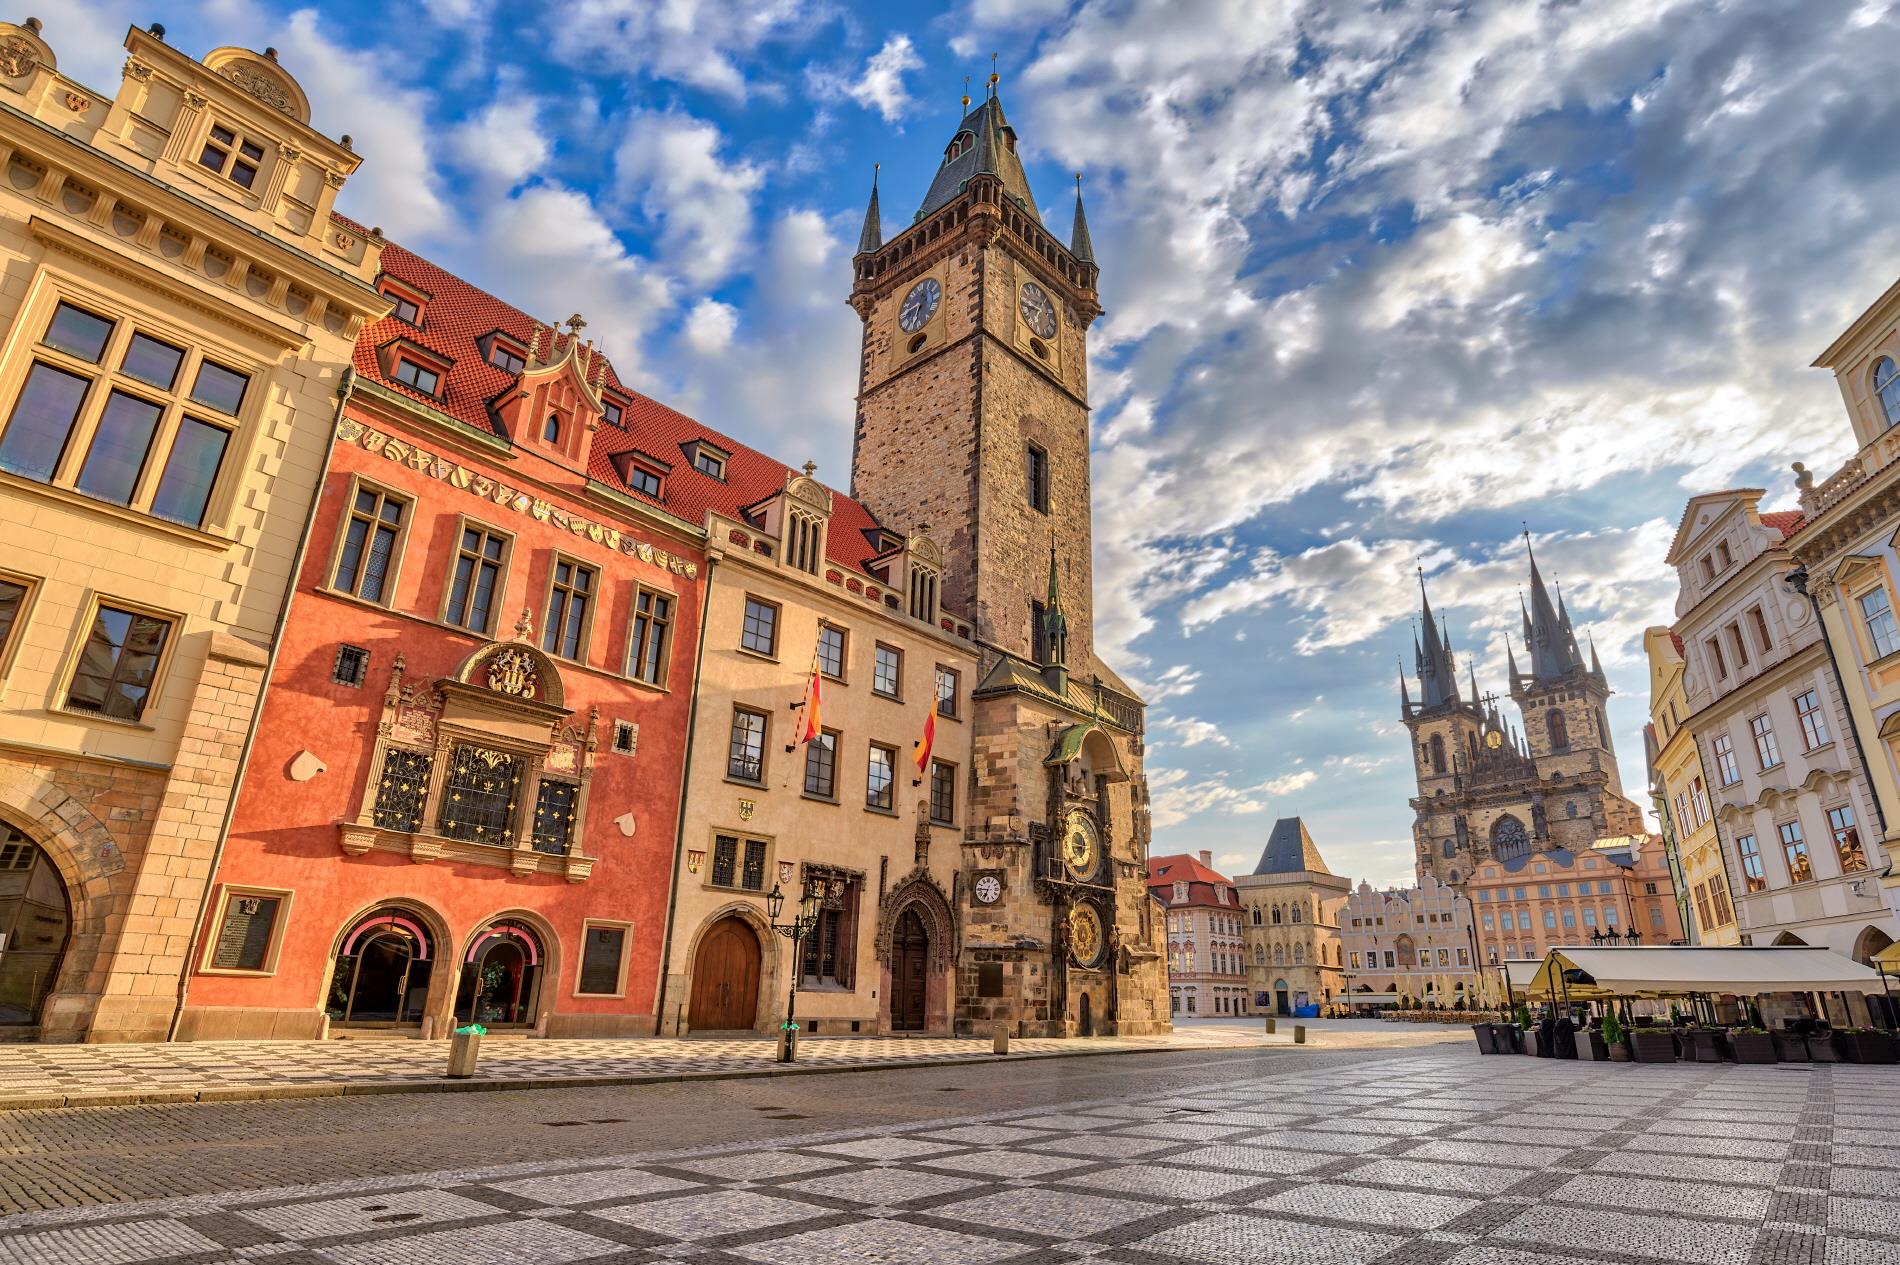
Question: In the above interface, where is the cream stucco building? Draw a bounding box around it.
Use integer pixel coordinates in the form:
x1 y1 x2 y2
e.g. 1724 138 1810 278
1643 628 1739 945
1339 875 1481 1011
0 21 381 1041
1237 818 1347 1015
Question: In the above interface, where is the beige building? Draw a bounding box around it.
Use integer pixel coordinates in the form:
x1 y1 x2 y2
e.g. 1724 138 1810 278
1237 818 1347 1015
1339 875 1480 1011
0 21 380 1041
1790 271 1900 959
1644 629 1739 944
1663 489 1891 961
658 472 975 1036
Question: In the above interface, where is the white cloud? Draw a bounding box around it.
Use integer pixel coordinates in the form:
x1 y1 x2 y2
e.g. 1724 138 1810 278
845 35 924 123
1150 767 1318 830
447 91 552 187
1154 715 1230 748
545 0 815 99
615 109 765 287
683 298 740 355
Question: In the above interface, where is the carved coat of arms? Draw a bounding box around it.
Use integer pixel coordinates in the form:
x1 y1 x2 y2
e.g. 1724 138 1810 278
486 646 538 698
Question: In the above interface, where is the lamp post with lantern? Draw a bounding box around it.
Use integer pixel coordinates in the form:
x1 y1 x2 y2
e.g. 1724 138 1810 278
767 874 827 1063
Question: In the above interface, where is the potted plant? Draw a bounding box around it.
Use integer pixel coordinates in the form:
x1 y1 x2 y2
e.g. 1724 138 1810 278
1581 1019 1609 1061
1628 1015 1676 1063
1808 1029 1845 1063
1602 1011 1630 1062
447 1023 485 1078
1840 1027 1898 1064
1728 1027 1776 1064
1771 1028 1809 1062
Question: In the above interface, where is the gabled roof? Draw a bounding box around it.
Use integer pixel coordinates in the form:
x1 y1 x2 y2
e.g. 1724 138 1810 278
1148 854 1235 887
1664 488 1763 564
1252 817 1332 876
358 238 902 579
915 95 1040 225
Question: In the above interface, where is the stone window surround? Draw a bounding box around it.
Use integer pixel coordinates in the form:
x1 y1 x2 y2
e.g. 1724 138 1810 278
54 588 183 730
435 512 515 635
195 883 294 976
573 917 634 998
322 472 414 609
698 826 774 894
338 647 598 883
540 551 598 665
0 567 40 683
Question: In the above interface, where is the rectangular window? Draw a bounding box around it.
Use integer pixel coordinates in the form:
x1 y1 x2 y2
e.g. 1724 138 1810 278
935 665 959 720
602 399 625 427
1861 588 1900 658
74 390 162 506
44 302 114 361
803 730 837 799
1828 805 1868 873
0 362 89 480
576 924 629 995
1691 778 1710 828
728 708 767 782
929 758 955 825
333 485 407 604
1543 910 1557 929
198 122 264 188
531 778 580 855
1751 714 1780 769
742 838 766 890
627 465 661 498
866 743 896 811
1500 911 1514 930
816 623 846 680
628 586 674 686
1031 598 1048 664
436 745 521 845
694 448 725 478
0 577 30 668
1712 733 1740 786
487 342 525 373
711 834 737 887
543 558 594 660
1582 906 1597 927
1026 442 1049 513
1707 636 1728 679
802 878 858 988
391 357 440 395
1693 883 1712 930
150 416 231 527
332 643 370 687
371 747 432 831
710 834 768 890
1749 606 1772 655
65 601 172 721
385 292 420 325
206 889 285 973
1710 874 1734 925
1728 622 1750 668
1795 690 1829 749
445 524 508 634
740 596 778 656
873 643 902 698
1779 821 1812 883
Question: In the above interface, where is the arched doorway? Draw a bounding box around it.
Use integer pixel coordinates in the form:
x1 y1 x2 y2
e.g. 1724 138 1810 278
689 916 761 1031
455 921 545 1028
0 828 70 1027
327 908 434 1026
890 909 928 1032
1078 992 1094 1036
1274 977 1290 1016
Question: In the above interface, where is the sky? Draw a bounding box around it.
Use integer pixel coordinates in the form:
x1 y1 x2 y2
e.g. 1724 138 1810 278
51 0 1900 887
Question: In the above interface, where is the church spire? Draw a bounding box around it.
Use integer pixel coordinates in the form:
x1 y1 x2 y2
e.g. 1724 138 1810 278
1399 657 1412 714
1414 569 1460 709
1523 531 1585 681
1040 535 1069 693
855 165 882 257
1070 173 1095 262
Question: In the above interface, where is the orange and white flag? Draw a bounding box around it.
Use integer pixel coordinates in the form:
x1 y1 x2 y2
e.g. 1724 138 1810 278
798 652 823 745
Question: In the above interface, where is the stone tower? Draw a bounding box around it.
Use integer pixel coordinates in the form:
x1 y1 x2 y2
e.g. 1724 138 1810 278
847 89 1168 1036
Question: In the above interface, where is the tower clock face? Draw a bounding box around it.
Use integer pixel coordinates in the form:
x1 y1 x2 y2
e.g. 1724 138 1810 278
1484 729 1503 750
1061 811 1099 879
1066 902 1104 967
973 874 1003 904
1018 280 1058 339
898 278 941 332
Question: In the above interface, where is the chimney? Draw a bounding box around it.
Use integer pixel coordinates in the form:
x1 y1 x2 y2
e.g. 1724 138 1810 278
1199 850 1212 867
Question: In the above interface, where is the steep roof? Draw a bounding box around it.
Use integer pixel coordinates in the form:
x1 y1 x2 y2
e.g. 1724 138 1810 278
360 240 899 578
915 95 1040 225
1252 817 1333 876
1148 854 1235 887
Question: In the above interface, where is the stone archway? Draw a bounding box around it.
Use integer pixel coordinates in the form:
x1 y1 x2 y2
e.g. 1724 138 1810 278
455 910 561 1031
876 869 956 1035
683 903 775 1033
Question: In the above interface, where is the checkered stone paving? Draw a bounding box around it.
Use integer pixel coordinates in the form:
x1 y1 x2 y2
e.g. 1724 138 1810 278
3 1052 1897 1265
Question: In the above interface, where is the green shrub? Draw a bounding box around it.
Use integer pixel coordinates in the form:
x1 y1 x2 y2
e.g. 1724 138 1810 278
1601 1012 1624 1044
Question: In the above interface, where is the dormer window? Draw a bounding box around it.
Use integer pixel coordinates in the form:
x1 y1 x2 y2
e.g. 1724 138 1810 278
392 358 439 395
488 341 525 374
198 123 264 190
685 440 729 480
378 280 429 328
786 509 824 574
386 293 419 325
946 131 974 161
628 466 660 497
543 414 561 443
602 397 626 427
908 561 939 623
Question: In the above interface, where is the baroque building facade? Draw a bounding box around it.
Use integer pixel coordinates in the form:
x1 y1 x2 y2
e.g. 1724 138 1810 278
0 22 381 1041
1339 875 1480 1011
845 91 1167 1036
1642 630 1737 946
1236 818 1346 1016
1149 852 1246 1018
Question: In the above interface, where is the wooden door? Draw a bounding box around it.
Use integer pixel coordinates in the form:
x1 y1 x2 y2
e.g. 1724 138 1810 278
689 918 760 1031
891 910 928 1031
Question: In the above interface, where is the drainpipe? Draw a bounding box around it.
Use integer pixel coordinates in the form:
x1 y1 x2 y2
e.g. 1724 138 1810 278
168 368 358 1042
651 553 718 1034
1787 564 1888 836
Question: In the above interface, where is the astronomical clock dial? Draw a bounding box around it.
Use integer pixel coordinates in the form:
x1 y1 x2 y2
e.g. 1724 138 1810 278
1066 903 1104 967
1061 811 1099 880
973 874 1003 905
1484 729 1503 750
1018 280 1058 339
898 278 941 332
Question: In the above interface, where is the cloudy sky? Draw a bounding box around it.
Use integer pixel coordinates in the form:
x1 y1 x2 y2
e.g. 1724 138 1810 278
55 0 1900 885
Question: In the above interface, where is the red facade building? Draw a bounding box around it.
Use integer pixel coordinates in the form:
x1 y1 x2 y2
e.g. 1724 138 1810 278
177 243 708 1040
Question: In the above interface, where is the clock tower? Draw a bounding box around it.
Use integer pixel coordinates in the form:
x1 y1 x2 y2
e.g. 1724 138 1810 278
847 90 1169 1035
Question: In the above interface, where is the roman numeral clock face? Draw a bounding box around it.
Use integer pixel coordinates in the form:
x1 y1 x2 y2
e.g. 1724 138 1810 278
1018 280 1058 340
898 278 940 332
1061 811 1098 880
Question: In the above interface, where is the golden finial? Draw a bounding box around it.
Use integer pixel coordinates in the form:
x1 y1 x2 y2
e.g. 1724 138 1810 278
961 74 970 108
989 52 999 95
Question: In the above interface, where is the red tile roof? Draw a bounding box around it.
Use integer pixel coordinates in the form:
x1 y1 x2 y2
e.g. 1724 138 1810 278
1758 509 1805 541
1147 854 1236 887
358 239 898 577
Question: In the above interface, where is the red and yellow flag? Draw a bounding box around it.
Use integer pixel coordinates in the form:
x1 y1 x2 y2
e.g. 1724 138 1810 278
912 693 938 773
798 655 823 745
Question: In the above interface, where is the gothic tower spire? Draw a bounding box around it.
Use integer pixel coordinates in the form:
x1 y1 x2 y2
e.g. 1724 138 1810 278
1415 569 1460 709
1523 532 1584 680
1070 173 1094 263
855 164 882 257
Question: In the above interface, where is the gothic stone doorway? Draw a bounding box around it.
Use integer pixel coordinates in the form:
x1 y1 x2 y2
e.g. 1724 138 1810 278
890 909 928 1032
0 829 70 1028
1275 978 1290 1016
689 917 761 1031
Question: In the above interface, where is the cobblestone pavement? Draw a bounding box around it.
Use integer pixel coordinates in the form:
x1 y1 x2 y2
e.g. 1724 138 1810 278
2 1046 1894 1264
0 1019 1460 1109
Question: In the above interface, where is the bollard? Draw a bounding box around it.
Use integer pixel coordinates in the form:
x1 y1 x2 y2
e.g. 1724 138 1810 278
993 1024 1010 1055
1293 1024 1307 1045
778 1023 799 1063
446 1025 483 1078
1265 1017 1276 1034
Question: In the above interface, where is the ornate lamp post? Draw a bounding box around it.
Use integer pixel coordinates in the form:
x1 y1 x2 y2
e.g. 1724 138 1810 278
766 875 826 1063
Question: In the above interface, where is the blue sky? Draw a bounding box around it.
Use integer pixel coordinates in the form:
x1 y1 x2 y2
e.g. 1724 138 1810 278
55 0 1900 885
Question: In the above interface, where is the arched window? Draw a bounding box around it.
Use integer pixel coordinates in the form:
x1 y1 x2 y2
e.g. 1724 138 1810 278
1251 906 1261 925
1291 904 1304 923
1429 734 1446 774
543 413 561 443
1876 357 1900 429
1272 944 1286 966
1546 710 1568 751
1293 943 1305 964
1271 906 1282 924
1442 839 1455 858
1253 945 1264 964
945 131 974 161
1491 814 1530 861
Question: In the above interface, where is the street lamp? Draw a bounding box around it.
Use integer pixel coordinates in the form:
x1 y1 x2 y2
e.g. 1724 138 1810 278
767 875 827 1063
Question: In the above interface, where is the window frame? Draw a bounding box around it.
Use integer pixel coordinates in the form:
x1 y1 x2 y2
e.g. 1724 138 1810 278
0 570 39 684
438 516 514 636
541 553 598 663
1874 355 1900 429
929 757 956 826
934 664 960 721
1778 819 1812 883
196 884 294 976
1794 689 1830 750
626 583 676 688
866 741 898 814
802 728 840 802
739 594 780 659
727 705 769 785
1737 833 1767 892
815 622 848 682
327 476 412 607
1025 441 1050 514
706 830 772 892
195 119 268 190
573 919 634 997
872 642 903 700
1750 713 1781 770
1858 584 1900 661
57 591 181 727
390 356 441 396
1712 732 1740 786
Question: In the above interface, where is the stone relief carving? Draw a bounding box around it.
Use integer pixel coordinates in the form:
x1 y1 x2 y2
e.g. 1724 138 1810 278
223 65 295 115
485 644 540 699
0 37 37 78
122 58 153 82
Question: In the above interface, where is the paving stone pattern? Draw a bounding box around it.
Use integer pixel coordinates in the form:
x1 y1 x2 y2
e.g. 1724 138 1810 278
1 1052 1894 1264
